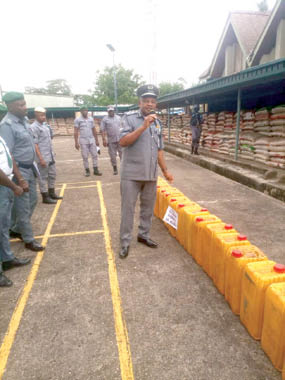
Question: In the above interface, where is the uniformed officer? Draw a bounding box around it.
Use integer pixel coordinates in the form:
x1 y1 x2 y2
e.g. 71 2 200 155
119 84 173 259
74 105 102 177
0 92 44 252
0 104 7 122
0 135 31 287
190 105 203 155
30 106 62 204
101 106 122 175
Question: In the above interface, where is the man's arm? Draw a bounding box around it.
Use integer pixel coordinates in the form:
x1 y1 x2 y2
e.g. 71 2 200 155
100 119 108 147
119 114 156 147
35 144 47 167
12 158 29 192
158 150 173 183
92 127 100 146
74 127 80 150
0 169 23 196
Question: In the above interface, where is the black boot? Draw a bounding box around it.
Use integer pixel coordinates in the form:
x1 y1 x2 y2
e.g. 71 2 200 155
85 168 90 177
48 188 63 200
191 145 194 155
41 192 57 204
194 147 199 155
93 167 102 176
113 165 118 175
0 273 13 287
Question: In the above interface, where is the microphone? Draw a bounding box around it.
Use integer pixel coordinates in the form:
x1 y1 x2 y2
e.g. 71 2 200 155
148 110 159 129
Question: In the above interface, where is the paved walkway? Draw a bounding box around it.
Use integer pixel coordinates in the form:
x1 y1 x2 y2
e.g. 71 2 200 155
0 136 284 380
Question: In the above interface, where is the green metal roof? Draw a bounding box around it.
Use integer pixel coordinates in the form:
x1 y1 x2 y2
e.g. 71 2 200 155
157 58 285 108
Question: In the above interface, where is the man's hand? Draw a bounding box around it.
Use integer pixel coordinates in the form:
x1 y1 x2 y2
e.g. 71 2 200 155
75 142 80 150
19 179 29 192
143 114 157 129
13 185 24 196
40 159 47 168
163 170 174 184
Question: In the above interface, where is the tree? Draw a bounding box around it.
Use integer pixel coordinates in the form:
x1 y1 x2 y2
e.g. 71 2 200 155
159 81 184 97
257 0 268 12
46 79 72 96
25 86 48 94
92 65 144 105
74 94 94 107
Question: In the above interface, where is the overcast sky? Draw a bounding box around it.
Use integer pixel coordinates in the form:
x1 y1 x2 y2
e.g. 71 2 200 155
0 0 276 95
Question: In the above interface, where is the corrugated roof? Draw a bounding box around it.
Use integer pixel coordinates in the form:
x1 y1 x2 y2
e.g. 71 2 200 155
202 11 270 80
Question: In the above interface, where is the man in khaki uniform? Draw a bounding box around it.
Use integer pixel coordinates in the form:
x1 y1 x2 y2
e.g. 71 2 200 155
119 84 173 259
101 106 122 175
74 106 102 177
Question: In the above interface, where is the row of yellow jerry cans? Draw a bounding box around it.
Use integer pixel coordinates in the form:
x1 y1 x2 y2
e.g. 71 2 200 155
156 177 285 376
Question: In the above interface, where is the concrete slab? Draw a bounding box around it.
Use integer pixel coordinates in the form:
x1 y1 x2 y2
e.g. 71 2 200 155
0 136 283 380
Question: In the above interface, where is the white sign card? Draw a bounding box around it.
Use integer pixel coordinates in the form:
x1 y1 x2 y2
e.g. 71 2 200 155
163 206 178 230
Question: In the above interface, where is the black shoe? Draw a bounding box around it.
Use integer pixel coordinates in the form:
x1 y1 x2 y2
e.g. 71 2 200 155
25 240 44 252
41 192 57 204
113 165 118 175
2 257 31 271
9 230 23 240
191 146 194 155
137 236 158 248
85 168 90 177
0 273 13 287
119 246 129 259
93 167 102 176
194 147 199 155
48 188 63 200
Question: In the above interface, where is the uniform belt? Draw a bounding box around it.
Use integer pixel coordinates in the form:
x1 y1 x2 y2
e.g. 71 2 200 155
17 162 34 169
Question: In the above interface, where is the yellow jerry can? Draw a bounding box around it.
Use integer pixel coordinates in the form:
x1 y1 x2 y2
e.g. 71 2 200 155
225 245 267 315
240 261 285 340
261 282 285 371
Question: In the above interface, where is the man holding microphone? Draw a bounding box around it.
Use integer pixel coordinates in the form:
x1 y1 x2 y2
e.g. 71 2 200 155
119 84 173 259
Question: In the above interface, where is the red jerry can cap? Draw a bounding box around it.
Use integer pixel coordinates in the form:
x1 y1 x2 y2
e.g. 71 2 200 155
178 204 185 208
237 235 247 241
196 217 204 222
200 208 208 212
170 198 177 202
225 224 233 230
161 190 166 193
274 263 285 273
232 249 243 258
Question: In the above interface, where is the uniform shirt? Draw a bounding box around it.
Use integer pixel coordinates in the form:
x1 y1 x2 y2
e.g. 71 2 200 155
100 115 121 143
74 115 95 144
120 111 164 181
0 112 35 165
0 136 13 179
30 120 54 163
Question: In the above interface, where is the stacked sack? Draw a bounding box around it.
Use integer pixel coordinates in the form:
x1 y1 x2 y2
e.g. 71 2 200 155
242 111 255 132
268 137 285 169
270 105 285 137
155 176 285 377
239 132 256 160
254 108 271 136
254 136 271 164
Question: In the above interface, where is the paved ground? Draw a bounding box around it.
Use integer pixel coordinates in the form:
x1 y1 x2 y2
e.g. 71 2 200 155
0 136 284 380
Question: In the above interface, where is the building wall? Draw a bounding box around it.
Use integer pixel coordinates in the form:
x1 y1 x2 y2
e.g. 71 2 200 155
259 18 285 64
225 42 245 76
275 18 285 59
25 94 75 108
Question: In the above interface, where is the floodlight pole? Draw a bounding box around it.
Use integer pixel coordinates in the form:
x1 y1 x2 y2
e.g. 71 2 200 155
106 44 118 113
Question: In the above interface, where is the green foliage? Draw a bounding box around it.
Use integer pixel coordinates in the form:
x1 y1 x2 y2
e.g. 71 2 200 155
159 81 184 97
92 65 144 105
73 94 94 107
25 79 72 96
257 0 268 12
46 79 72 96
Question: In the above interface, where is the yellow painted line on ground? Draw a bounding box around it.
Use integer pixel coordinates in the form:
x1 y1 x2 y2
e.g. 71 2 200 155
10 230 104 243
0 184 66 380
57 180 98 185
64 185 98 190
97 181 134 380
